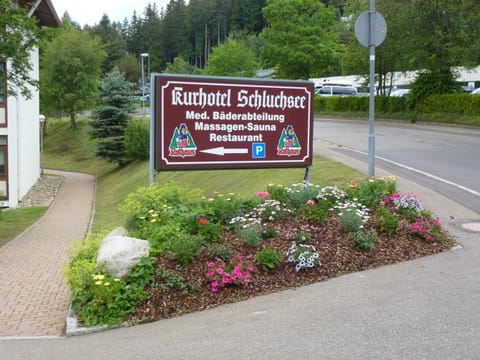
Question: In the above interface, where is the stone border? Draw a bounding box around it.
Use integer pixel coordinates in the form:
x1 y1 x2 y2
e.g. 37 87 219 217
18 173 64 208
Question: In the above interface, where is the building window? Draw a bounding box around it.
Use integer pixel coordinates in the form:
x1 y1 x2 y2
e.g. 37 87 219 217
0 137 7 199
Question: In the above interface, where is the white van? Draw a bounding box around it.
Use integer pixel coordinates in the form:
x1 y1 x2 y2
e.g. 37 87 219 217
315 84 358 96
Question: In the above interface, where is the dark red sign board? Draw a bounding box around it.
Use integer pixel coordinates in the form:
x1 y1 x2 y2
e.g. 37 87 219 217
153 74 314 170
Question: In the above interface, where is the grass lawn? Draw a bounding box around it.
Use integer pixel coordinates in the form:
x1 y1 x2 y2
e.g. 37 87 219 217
0 207 48 247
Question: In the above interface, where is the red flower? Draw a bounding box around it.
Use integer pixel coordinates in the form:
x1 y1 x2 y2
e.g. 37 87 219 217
197 217 207 225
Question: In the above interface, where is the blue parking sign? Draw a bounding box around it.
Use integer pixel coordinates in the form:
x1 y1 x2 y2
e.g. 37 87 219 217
252 143 266 158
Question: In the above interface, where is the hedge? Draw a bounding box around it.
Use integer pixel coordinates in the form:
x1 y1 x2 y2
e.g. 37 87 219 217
314 94 480 117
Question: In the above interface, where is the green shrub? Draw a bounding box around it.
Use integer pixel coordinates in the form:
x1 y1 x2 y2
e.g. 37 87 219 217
154 268 200 293
261 226 277 239
340 210 364 234
345 177 396 208
120 181 205 242
376 207 399 235
239 224 262 247
293 231 312 244
197 220 223 243
284 183 320 209
167 233 203 266
418 94 480 116
208 244 234 261
267 183 288 204
184 215 223 243
350 229 377 251
408 69 461 110
124 119 149 161
205 192 254 225
300 199 330 222
257 247 283 270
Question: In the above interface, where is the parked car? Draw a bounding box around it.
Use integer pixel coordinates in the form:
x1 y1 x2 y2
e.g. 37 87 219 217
389 89 410 97
315 85 357 96
139 94 150 102
470 88 480 95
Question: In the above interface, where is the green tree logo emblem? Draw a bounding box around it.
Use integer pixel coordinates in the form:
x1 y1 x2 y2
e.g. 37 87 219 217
169 123 197 157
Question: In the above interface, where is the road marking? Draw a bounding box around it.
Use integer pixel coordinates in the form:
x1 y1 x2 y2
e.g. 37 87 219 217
343 148 480 198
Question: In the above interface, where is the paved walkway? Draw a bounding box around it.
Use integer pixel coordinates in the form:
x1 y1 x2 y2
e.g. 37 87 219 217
0 170 95 337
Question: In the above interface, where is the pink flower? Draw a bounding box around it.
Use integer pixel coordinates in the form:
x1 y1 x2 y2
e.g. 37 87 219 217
256 191 270 198
306 199 315 205
207 254 253 293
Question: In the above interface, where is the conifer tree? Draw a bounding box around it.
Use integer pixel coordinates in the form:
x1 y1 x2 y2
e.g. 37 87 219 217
90 68 132 166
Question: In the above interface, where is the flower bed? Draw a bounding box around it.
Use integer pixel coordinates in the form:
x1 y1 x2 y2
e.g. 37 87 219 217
64 178 455 327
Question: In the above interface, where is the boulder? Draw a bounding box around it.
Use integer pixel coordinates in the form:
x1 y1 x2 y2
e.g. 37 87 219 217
96 235 150 279
106 226 129 237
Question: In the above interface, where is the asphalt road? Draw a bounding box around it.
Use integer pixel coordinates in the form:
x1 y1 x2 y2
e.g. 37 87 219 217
314 117 480 214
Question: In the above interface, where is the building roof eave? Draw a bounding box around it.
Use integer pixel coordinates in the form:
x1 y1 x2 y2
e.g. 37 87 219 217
19 0 62 28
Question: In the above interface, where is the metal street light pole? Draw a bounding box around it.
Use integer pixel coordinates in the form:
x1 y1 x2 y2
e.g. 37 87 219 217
140 53 149 115
39 115 45 175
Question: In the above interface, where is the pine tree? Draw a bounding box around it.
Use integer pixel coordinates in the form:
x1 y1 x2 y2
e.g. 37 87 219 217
90 68 133 166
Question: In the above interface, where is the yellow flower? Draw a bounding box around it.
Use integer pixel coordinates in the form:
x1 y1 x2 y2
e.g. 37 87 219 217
268 183 274 187
162 204 168 208
218 194 224 197
150 219 157 223
92 274 105 280
114 278 121 282
139 216 145 220
95 281 103 285
104 282 110 286
226 198 231 201
152 213 159 217
228 192 235 196
148 209 154 213
208 198 214 202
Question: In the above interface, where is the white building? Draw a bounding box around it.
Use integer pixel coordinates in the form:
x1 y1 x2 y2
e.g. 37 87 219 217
0 0 61 208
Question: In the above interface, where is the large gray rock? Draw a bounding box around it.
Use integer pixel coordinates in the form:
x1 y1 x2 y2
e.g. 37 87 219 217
106 226 129 237
96 235 150 279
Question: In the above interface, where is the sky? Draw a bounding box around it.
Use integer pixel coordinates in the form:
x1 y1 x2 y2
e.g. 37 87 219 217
51 0 171 26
